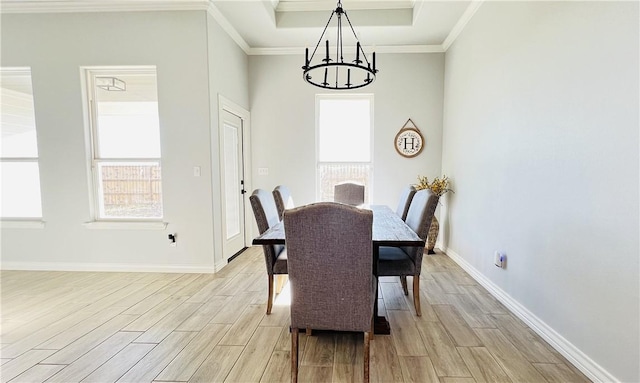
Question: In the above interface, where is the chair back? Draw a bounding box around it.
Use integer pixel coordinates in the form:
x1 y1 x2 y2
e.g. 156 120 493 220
396 185 417 221
273 185 294 220
402 189 439 268
249 189 284 268
334 182 365 206
249 189 280 234
284 202 374 332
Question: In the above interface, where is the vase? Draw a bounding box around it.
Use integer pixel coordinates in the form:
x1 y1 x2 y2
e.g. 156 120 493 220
427 216 439 254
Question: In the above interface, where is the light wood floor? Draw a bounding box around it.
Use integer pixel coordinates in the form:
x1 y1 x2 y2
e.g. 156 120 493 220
0 248 590 383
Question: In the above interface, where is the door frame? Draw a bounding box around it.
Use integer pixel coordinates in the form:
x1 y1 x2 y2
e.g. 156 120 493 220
218 95 252 260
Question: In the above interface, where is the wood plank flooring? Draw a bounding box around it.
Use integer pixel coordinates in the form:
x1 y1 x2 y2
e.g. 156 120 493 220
0 248 590 382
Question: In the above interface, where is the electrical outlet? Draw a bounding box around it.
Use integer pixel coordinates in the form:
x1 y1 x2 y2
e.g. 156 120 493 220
168 233 177 247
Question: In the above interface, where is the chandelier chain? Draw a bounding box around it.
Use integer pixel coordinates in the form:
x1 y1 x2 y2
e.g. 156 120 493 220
343 11 369 67
309 10 336 64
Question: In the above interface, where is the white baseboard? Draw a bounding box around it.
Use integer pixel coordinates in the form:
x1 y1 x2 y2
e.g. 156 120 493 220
214 260 229 273
442 247 618 383
0 261 216 274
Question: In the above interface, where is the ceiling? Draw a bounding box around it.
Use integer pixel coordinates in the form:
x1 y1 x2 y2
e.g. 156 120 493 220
212 0 478 54
0 0 484 54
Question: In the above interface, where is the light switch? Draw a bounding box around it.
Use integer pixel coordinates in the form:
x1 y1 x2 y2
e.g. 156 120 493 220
258 167 269 176
193 166 201 177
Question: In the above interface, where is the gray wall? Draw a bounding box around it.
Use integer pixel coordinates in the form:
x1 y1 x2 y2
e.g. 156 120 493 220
206 13 250 268
248 53 445 211
0 11 249 272
441 2 639 381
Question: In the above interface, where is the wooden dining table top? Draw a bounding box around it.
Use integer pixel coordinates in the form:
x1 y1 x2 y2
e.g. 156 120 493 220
252 204 424 247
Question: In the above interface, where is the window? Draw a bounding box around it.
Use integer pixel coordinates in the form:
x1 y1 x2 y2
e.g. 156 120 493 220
0 68 43 219
85 68 163 220
316 94 373 202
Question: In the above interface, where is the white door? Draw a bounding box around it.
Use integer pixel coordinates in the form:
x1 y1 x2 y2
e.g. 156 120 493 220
221 110 246 260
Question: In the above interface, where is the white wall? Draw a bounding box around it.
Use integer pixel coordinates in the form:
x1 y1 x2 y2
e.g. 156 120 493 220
248 53 444 211
441 2 639 381
0 11 248 272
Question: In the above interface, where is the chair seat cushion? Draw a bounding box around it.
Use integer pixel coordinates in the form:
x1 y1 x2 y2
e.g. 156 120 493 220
273 247 288 274
377 246 416 276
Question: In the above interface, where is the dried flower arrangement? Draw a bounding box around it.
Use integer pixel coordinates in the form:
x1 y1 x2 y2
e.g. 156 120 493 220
415 175 453 197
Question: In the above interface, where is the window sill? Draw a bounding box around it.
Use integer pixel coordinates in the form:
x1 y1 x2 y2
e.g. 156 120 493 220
0 220 46 229
83 221 168 230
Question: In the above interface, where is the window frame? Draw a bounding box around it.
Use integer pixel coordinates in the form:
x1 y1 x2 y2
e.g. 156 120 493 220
315 93 374 202
0 67 44 222
83 66 164 222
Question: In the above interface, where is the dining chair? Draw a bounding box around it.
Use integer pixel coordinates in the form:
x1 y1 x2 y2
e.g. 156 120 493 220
284 202 375 383
334 181 365 206
377 189 439 316
272 185 294 220
249 189 288 315
396 184 417 221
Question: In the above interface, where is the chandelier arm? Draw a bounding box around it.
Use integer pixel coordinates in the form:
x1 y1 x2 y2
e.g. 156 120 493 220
342 10 370 67
310 10 336 62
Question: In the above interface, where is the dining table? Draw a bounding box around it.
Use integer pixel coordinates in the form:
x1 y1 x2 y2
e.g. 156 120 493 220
252 204 425 334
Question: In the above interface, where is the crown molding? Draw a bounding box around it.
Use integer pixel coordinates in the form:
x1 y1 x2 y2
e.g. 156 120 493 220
248 44 443 56
0 0 477 56
206 1 250 54
412 0 424 25
276 0 413 13
0 0 209 13
442 0 484 51
376 44 444 54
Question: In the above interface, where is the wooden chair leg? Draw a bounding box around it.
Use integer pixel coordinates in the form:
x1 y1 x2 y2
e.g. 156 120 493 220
267 275 274 315
292 327 299 383
275 274 288 294
413 275 421 316
364 331 371 383
370 316 374 340
400 276 409 295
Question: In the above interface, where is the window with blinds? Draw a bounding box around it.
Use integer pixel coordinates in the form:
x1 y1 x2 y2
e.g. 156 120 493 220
85 67 163 220
316 95 373 203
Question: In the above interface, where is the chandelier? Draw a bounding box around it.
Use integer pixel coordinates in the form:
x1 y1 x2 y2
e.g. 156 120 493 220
302 0 378 90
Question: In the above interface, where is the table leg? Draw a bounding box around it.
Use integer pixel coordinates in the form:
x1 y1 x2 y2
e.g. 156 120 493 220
373 245 390 335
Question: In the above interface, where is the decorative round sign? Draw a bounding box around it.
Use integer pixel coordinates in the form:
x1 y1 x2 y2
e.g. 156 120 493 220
394 119 424 158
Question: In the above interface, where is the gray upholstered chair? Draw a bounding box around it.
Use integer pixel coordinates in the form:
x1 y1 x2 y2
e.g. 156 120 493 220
377 189 439 316
284 202 375 383
272 185 294 220
396 185 417 221
249 189 288 315
334 181 365 206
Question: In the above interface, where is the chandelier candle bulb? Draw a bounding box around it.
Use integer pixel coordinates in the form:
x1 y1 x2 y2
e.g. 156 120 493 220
325 40 330 62
305 48 309 67
355 42 360 63
323 68 328 85
373 52 376 72
347 68 351 86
